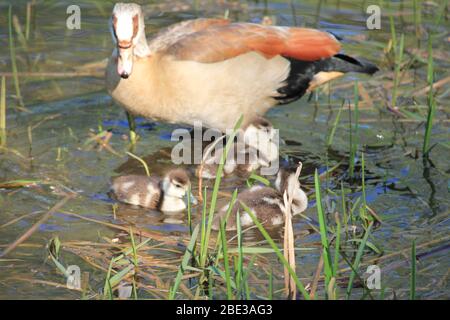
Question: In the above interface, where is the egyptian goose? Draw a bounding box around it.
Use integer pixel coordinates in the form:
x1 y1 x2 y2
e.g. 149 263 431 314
111 168 191 212
212 169 308 230
106 3 378 132
197 117 278 179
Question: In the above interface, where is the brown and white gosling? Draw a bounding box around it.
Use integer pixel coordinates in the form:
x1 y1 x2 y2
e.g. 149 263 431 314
212 169 308 230
198 117 279 179
111 169 192 212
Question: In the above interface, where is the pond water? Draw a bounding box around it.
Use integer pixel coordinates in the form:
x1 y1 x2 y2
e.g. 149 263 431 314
0 0 449 299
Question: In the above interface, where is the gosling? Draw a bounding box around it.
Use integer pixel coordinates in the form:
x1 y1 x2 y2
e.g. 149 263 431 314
198 117 279 179
212 169 308 230
111 169 191 212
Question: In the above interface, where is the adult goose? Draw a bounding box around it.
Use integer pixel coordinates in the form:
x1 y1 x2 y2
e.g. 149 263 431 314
106 3 378 132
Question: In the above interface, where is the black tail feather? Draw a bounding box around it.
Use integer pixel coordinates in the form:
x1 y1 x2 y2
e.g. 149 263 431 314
331 54 379 75
275 54 379 105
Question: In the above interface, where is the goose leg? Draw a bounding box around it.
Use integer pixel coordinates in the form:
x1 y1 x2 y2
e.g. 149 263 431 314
126 111 137 146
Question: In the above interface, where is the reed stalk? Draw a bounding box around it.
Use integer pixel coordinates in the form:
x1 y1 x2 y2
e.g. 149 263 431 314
0 76 6 147
423 36 436 156
8 5 23 107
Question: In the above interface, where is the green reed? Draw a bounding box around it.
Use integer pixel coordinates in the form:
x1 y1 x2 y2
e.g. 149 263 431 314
434 0 449 28
423 36 436 156
199 116 243 268
211 189 239 297
13 15 29 52
187 185 193 236
234 208 245 299
389 15 397 59
410 239 416 300
326 100 344 148
102 236 150 299
25 2 32 41
219 219 232 299
126 111 137 145
389 15 405 110
393 35 405 109
242 202 310 300
413 0 422 38
246 172 270 188
341 181 348 235
129 227 139 299
361 152 371 227
268 268 273 300
169 117 243 299
8 5 23 107
314 170 333 293
0 76 5 147
126 151 150 176
333 211 341 277
345 222 373 299
169 224 199 299
349 83 359 179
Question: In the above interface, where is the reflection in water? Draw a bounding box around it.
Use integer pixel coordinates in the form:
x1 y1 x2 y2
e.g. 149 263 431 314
422 157 439 217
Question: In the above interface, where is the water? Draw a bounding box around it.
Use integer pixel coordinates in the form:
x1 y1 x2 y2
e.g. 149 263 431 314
0 0 449 299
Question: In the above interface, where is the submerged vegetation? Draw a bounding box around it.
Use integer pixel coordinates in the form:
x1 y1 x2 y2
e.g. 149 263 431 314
0 0 449 300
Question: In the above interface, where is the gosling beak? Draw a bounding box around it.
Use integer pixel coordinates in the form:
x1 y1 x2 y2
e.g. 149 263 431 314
185 190 198 206
117 47 133 79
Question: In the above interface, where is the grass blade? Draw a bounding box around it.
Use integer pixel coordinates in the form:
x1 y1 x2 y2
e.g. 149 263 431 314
314 169 333 290
423 36 435 156
326 100 344 148
242 203 310 300
349 83 359 178
219 219 233 299
346 222 373 299
410 239 416 300
103 260 114 300
333 212 341 277
392 34 405 109
235 204 244 299
8 5 22 107
126 151 150 176
169 224 200 299
268 268 273 300
25 2 31 41
200 115 243 267
126 111 137 145
187 185 192 236
0 76 5 147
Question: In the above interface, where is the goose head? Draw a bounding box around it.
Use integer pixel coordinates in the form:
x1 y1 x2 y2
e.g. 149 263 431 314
110 3 148 79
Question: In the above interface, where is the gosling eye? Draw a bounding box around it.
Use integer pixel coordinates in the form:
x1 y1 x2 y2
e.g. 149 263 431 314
258 125 270 133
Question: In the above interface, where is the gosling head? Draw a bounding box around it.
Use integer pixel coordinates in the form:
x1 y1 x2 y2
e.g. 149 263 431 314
110 3 146 78
161 169 191 199
275 169 308 215
242 117 278 164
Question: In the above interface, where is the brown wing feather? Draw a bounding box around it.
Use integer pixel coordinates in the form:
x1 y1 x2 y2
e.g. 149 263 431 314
148 18 230 53
162 23 341 63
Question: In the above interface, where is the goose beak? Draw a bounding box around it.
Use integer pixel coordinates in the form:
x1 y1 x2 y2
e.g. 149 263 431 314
117 47 133 79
